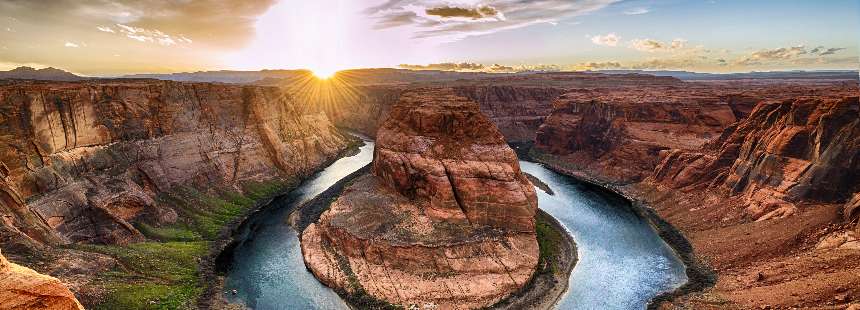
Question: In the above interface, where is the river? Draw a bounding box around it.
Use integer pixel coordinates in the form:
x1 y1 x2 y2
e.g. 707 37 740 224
222 139 687 309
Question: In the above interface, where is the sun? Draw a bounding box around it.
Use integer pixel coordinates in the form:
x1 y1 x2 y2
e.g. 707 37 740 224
311 67 339 79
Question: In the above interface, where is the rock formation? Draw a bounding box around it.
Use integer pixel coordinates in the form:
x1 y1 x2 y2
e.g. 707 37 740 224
302 88 539 309
0 250 84 310
530 80 860 308
534 86 745 183
651 96 860 220
0 80 353 248
315 72 682 143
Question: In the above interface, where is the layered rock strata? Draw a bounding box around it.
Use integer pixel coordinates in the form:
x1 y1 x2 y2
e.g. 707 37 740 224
531 81 860 308
302 88 539 309
0 80 352 248
315 72 682 143
0 250 84 310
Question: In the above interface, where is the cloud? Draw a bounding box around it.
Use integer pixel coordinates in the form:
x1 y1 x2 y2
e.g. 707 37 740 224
0 0 277 49
630 38 687 52
573 61 622 70
425 6 500 19
623 8 649 15
818 47 845 56
366 0 620 41
591 33 620 46
64 42 79 48
97 26 115 33
399 62 486 71
733 45 850 66
112 24 191 46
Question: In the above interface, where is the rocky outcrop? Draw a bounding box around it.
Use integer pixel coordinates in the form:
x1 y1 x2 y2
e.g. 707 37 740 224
317 72 683 143
651 96 860 221
530 80 860 309
453 86 563 142
0 80 353 248
0 249 84 310
302 88 539 309
533 86 744 183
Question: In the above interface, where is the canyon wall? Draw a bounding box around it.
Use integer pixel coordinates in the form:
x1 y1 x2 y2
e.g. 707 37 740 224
302 88 539 309
531 81 860 308
317 73 682 143
0 80 353 249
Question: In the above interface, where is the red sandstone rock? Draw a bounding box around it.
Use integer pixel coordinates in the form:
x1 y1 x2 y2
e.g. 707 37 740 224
0 80 352 247
0 250 84 310
530 79 860 309
302 88 539 309
651 96 860 220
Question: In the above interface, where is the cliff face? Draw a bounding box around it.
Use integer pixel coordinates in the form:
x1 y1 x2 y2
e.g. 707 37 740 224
651 96 860 220
0 249 84 310
302 88 539 309
530 81 860 308
321 84 563 142
534 86 744 183
0 80 352 248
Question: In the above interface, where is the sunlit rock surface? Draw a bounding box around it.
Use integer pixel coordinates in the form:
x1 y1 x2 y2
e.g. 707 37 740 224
0 249 84 310
0 80 352 248
302 88 539 309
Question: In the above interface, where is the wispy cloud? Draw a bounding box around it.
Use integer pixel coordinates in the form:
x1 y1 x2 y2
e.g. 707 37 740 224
0 0 276 49
97 26 115 33
733 45 849 66
630 38 687 52
623 7 649 15
110 24 192 46
64 42 80 48
591 33 620 46
366 0 620 41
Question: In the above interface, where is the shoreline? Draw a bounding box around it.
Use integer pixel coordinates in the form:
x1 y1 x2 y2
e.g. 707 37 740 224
525 150 716 309
197 135 365 310
491 209 578 310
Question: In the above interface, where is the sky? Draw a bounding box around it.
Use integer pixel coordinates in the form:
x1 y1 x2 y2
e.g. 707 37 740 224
0 0 858 76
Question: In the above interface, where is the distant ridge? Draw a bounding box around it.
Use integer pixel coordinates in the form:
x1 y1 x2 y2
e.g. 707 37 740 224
0 66 84 81
596 69 859 80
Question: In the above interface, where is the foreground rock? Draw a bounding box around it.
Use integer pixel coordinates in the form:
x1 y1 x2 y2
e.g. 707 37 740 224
531 80 860 308
302 88 539 309
0 250 84 310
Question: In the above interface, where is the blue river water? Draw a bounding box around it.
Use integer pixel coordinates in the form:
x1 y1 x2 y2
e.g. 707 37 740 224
223 140 686 309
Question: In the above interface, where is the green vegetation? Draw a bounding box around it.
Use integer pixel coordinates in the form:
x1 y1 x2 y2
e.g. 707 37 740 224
535 216 564 274
75 180 291 310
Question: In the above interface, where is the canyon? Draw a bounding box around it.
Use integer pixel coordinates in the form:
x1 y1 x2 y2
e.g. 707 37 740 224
0 70 857 309
0 79 355 308
301 88 540 309
530 81 860 308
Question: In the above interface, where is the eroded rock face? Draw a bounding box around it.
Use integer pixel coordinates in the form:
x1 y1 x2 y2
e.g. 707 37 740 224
651 96 860 220
534 86 744 183
0 250 84 310
302 88 538 309
529 80 860 309
0 80 352 247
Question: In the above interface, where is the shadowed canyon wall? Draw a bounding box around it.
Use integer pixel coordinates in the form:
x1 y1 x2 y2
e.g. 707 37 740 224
0 80 353 249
